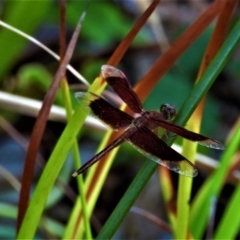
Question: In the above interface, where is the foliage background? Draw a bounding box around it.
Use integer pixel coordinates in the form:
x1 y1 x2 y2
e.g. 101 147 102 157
0 0 239 239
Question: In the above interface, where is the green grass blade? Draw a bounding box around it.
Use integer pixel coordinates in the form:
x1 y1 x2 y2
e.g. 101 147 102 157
16 106 86 239
60 79 92 239
175 123 197 238
214 175 240 239
96 18 240 239
62 75 107 238
190 123 240 238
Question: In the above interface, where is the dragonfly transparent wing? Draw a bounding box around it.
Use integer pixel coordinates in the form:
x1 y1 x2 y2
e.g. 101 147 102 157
126 126 198 177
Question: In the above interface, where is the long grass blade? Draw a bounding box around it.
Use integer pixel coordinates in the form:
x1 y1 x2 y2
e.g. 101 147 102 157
175 1 236 237
214 170 240 239
190 121 240 238
17 13 85 238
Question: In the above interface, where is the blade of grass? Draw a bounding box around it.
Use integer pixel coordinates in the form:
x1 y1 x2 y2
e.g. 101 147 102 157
61 79 92 239
17 13 85 237
63 195 82 238
157 1 223 227
17 105 86 239
59 1 92 238
96 17 240 239
213 162 240 239
175 121 197 239
159 166 176 226
190 122 240 238
175 1 236 238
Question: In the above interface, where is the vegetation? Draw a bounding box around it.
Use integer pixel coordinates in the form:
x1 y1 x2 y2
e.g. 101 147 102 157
0 0 239 239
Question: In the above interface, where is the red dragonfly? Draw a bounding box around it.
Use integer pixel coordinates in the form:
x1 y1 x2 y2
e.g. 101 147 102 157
72 65 224 177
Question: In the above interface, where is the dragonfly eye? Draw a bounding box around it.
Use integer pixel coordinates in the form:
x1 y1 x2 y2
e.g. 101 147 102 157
160 103 176 121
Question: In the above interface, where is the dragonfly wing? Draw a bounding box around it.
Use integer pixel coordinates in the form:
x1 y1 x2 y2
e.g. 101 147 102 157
148 117 225 150
125 126 198 177
75 92 133 130
101 65 143 114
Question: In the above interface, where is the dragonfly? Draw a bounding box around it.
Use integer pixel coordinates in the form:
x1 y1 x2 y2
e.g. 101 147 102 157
72 65 224 177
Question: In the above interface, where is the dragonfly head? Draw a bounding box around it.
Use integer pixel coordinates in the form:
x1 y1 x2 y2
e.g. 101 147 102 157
160 103 176 121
